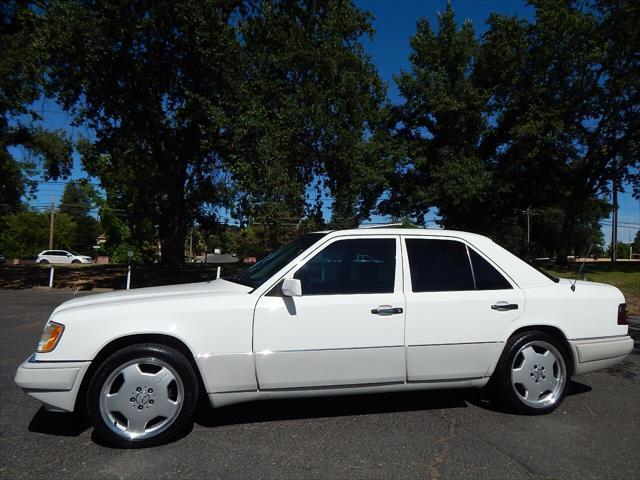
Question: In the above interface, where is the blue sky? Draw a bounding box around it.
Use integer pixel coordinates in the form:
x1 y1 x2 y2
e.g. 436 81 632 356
19 0 639 244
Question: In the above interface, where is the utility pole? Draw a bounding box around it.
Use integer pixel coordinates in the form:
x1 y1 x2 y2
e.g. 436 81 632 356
48 201 55 250
521 206 539 262
611 160 618 263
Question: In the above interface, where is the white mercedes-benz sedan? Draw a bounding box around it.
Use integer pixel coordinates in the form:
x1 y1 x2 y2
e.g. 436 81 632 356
15 228 633 447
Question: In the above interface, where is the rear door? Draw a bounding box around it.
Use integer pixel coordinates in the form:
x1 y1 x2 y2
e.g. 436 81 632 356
402 236 524 381
253 235 406 389
53 251 71 264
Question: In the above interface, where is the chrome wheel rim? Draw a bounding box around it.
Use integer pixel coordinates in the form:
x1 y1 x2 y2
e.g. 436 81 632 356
99 357 184 440
510 340 566 409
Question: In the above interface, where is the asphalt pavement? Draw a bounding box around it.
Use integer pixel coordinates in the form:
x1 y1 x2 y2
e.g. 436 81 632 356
1 289 638 479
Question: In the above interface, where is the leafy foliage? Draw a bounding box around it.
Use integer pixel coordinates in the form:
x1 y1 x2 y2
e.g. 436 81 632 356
0 209 76 258
383 0 638 260
0 1 73 211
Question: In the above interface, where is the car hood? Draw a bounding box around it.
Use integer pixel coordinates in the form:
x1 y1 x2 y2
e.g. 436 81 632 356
52 279 252 314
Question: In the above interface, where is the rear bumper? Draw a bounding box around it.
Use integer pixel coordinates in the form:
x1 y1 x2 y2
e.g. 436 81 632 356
14 355 90 412
569 336 634 375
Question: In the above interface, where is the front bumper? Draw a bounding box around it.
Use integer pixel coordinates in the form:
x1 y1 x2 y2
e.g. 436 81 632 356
14 355 91 412
569 335 634 375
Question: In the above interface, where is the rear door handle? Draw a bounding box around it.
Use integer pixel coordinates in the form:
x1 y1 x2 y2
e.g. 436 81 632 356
491 303 519 312
371 307 403 315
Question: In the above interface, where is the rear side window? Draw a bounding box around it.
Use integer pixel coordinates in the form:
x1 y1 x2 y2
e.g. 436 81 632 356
405 239 474 292
469 249 512 290
294 238 396 295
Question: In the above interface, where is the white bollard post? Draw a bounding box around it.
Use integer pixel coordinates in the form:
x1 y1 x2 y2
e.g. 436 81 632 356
216 266 221 279
126 265 131 290
48 265 54 288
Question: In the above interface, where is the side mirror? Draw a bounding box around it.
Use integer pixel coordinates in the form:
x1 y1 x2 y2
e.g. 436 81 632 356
66 254 72 257
281 278 302 297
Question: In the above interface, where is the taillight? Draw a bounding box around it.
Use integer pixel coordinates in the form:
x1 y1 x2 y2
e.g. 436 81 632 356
617 304 628 325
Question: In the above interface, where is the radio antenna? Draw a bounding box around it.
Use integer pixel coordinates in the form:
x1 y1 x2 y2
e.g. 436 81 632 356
571 244 593 292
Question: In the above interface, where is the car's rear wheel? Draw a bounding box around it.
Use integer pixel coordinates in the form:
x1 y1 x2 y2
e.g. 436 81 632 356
39 259 49 264
87 343 199 448
493 331 569 414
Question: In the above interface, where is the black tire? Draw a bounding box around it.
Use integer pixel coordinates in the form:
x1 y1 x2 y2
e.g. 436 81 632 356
71 259 81 264
491 330 570 415
39 259 49 264
87 343 199 448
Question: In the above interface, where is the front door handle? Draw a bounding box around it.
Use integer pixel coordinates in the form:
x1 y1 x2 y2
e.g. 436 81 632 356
371 307 403 315
491 303 519 312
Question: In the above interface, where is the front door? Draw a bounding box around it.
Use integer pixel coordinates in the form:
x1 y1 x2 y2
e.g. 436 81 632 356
253 235 406 390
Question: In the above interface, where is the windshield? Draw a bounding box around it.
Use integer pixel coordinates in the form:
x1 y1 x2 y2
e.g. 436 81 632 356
227 233 328 289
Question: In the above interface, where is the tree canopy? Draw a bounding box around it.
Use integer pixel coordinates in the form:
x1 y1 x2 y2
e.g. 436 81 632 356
382 0 639 260
1 1 73 211
1 0 637 263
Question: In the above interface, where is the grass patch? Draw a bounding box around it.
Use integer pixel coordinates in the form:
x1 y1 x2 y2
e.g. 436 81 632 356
541 262 640 316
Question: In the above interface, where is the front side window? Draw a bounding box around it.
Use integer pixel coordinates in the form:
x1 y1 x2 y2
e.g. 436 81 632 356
228 233 327 289
294 238 396 295
406 239 474 292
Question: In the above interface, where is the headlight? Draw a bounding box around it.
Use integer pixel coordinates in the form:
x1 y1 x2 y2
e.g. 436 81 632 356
37 321 65 353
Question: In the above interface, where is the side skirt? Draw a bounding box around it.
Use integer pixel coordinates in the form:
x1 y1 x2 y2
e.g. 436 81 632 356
208 377 489 408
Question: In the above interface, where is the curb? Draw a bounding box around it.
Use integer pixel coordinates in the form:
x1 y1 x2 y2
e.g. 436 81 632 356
31 286 115 293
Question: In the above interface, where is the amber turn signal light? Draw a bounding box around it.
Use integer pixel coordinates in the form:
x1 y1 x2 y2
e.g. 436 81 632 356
37 321 65 353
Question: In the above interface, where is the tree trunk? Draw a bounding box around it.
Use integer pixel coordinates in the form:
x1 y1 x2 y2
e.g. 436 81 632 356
555 185 594 265
159 160 187 267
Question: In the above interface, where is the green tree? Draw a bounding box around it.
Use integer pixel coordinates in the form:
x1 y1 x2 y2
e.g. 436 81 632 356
633 231 640 254
0 209 76 258
43 0 245 265
381 3 490 225
228 0 390 241
1 1 73 212
385 1 637 261
59 180 99 254
476 0 639 262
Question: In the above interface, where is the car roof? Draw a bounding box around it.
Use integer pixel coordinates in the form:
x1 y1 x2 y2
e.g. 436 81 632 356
316 227 488 242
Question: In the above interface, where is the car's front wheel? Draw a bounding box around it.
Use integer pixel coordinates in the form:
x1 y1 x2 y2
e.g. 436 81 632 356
87 343 199 448
71 259 81 264
493 331 569 414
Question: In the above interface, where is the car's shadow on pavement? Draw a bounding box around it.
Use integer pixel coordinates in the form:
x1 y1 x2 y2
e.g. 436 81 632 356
26 380 593 440
195 388 468 428
28 407 90 436
194 379 592 428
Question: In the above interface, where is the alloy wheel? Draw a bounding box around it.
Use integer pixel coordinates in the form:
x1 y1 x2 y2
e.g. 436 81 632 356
98 357 184 440
510 340 566 409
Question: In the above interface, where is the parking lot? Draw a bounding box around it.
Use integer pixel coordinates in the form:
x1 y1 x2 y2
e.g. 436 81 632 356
1 289 638 480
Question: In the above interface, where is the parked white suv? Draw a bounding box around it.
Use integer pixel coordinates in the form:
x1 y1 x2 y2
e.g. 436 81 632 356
16 228 632 448
36 250 94 264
